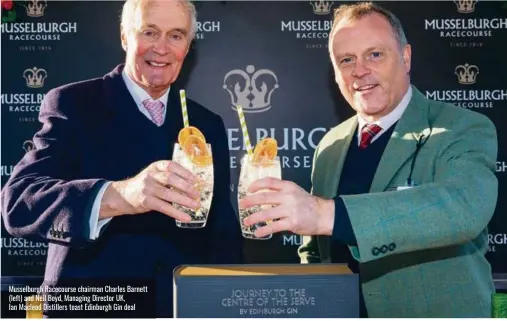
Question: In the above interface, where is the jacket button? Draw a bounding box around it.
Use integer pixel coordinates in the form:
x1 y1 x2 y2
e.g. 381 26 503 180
371 247 380 256
380 245 388 254
388 242 396 251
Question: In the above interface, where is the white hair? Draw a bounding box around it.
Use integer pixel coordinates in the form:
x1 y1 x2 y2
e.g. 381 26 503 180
120 0 198 40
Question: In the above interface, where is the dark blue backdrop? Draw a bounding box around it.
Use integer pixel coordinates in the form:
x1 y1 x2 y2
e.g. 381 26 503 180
1 1 506 282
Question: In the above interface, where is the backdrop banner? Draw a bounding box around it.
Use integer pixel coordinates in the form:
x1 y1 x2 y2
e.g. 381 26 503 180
1 1 506 278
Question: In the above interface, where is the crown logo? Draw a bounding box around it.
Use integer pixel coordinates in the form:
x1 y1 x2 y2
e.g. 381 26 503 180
223 65 279 113
453 0 478 13
24 0 46 17
23 67 47 88
310 0 333 15
23 140 35 153
455 63 479 85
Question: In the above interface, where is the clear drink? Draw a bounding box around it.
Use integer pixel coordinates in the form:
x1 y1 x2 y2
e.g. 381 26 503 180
172 143 214 228
237 155 281 240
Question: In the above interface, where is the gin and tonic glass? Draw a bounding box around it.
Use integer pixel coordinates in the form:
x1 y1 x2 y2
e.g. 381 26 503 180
171 143 214 228
237 155 281 240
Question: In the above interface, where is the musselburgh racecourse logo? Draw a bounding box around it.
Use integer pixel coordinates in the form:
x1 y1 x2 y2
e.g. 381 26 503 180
310 0 333 15
280 1 333 46
1 0 78 41
1 237 48 257
0 67 46 122
425 63 507 109
223 65 330 170
223 65 279 113
454 0 477 14
454 63 479 85
23 66 47 88
24 0 46 17
424 0 507 47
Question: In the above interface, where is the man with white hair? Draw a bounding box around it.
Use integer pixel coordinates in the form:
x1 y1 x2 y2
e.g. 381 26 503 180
1 0 243 317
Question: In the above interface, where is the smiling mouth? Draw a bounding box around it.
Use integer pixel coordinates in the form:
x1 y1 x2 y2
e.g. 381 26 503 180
147 61 169 67
355 84 378 92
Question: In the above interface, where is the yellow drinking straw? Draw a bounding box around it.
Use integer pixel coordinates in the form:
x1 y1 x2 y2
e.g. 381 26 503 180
179 89 189 128
235 105 253 157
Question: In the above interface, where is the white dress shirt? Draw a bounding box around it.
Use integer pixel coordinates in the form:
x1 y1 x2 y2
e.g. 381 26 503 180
87 69 170 239
356 86 412 145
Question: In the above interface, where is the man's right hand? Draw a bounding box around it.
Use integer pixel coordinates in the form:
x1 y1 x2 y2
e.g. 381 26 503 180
99 160 200 222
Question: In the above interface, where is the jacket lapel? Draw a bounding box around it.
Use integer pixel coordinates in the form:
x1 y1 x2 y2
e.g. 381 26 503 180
316 116 357 262
102 64 137 119
369 86 432 192
322 116 358 198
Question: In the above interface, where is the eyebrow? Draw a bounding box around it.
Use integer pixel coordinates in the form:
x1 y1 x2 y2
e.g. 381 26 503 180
142 24 188 35
335 46 380 58
174 28 188 35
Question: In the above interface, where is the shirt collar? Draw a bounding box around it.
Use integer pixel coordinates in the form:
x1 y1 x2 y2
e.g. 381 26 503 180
357 85 412 132
121 68 170 107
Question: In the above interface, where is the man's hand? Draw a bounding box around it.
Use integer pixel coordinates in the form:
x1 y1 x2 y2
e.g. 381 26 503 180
99 160 200 222
239 177 335 238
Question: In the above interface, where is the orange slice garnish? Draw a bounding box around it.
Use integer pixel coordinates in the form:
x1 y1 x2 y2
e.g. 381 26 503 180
252 138 278 165
182 135 212 166
178 126 206 147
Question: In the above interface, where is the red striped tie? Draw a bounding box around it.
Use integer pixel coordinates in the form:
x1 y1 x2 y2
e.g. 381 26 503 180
359 123 382 149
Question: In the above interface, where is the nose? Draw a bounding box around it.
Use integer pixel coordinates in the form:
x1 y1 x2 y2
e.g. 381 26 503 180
352 60 370 78
152 37 170 56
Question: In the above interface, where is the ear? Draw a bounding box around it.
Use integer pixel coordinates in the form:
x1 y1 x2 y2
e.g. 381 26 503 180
120 29 128 52
402 44 411 74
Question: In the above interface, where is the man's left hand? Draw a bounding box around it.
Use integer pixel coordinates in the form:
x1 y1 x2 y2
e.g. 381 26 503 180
239 177 335 238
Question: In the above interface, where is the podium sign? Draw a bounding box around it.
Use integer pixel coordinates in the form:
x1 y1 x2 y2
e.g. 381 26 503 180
173 264 359 318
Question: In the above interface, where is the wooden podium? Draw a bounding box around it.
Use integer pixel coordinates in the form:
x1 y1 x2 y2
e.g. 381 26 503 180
173 264 359 318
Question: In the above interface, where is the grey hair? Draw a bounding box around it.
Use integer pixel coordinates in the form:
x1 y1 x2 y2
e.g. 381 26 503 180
329 2 408 52
120 0 198 40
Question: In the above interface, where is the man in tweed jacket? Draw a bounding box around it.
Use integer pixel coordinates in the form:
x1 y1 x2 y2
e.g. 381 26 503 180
239 2 498 317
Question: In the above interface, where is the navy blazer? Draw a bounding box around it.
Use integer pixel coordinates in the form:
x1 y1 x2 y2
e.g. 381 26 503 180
1 64 244 317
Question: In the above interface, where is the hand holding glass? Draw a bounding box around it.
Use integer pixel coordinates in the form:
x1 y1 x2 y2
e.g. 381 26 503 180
237 155 281 240
172 142 214 228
